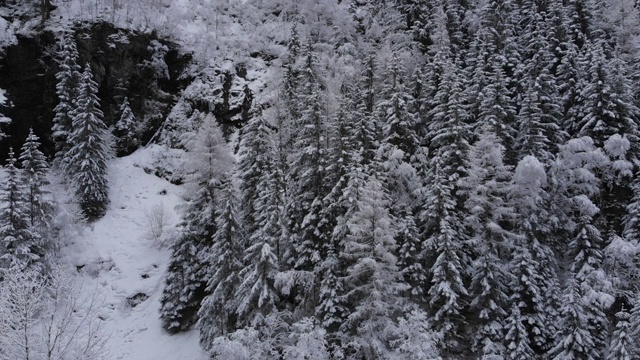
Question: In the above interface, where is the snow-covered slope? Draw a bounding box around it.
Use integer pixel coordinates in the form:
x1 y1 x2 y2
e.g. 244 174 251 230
64 146 206 360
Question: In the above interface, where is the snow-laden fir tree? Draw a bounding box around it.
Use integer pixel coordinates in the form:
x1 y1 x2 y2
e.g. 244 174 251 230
62 64 112 221
507 155 560 355
423 161 469 358
19 128 53 231
629 294 640 358
0 148 41 272
114 96 138 156
238 112 275 237
504 303 535 360
52 30 81 168
234 116 284 328
548 280 599 360
458 127 514 359
378 53 421 213
338 169 409 359
284 43 331 315
233 236 280 329
606 307 632 360
420 55 471 357
160 114 233 333
314 98 354 339
198 179 245 349
514 10 566 162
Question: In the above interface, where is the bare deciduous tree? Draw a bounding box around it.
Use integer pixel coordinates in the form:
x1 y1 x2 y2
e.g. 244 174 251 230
0 266 109 360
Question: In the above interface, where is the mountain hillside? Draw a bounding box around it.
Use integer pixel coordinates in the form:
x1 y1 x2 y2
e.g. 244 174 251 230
3 1 640 359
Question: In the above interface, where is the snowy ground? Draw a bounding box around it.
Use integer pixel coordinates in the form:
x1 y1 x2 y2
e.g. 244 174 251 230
63 146 207 360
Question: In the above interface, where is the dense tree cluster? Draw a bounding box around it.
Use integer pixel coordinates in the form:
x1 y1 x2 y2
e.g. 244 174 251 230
159 0 640 358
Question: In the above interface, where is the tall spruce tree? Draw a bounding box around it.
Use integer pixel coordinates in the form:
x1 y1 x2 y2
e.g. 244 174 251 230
338 170 408 359
607 307 632 360
52 31 81 168
0 148 41 272
458 128 514 358
285 43 331 315
160 114 232 333
197 179 245 349
18 129 53 230
63 64 112 221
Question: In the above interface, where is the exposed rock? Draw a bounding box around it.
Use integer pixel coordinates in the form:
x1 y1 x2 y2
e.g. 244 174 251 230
0 21 192 160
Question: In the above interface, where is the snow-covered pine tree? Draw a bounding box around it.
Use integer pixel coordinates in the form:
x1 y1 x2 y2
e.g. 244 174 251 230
423 161 469 357
629 294 640 358
238 112 268 236
395 209 426 304
607 307 632 360
0 148 42 272
52 30 81 168
114 96 138 156
18 128 53 231
233 236 280 329
566 199 610 357
574 41 640 146
233 112 286 327
458 127 514 358
198 179 245 350
314 97 354 339
62 64 112 221
378 53 421 213
160 114 233 333
514 9 566 162
504 303 536 360
548 280 599 360
338 171 408 358
420 54 471 357
507 155 560 355
476 54 518 157
285 43 331 315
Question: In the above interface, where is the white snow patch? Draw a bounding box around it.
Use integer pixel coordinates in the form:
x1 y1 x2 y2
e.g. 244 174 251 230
60 147 207 360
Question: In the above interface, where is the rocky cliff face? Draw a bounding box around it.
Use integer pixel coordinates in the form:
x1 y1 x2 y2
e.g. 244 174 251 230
0 21 192 160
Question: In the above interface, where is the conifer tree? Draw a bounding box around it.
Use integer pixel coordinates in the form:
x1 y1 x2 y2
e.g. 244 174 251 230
508 155 560 354
504 304 535 360
378 54 421 213
420 55 471 357
52 31 81 168
114 97 138 156
63 64 112 221
607 307 632 360
0 149 41 272
339 172 408 358
285 44 331 314
629 294 640 358
423 162 469 357
18 129 52 230
548 280 599 360
234 237 279 328
315 98 355 336
458 128 514 358
234 112 284 327
395 210 426 304
575 42 640 147
198 180 245 349
160 114 232 333
238 112 275 237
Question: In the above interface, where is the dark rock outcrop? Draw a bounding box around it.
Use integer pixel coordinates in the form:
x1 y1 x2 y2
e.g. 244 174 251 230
0 21 192 161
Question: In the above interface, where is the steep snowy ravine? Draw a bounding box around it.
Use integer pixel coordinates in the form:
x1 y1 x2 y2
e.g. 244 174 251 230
65 146 207 360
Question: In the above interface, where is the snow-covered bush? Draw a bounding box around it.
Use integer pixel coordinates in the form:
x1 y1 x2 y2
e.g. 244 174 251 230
143 202 173 248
